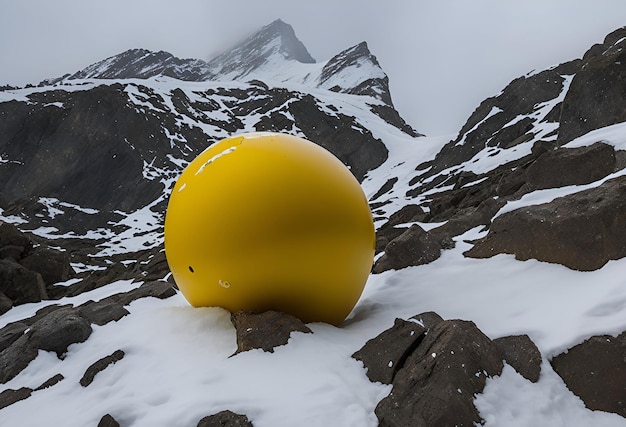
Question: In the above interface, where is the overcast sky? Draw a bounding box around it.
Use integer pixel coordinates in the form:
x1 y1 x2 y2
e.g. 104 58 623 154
1 1 625 135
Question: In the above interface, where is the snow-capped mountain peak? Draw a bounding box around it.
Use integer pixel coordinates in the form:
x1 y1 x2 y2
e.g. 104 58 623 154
204 18 315 80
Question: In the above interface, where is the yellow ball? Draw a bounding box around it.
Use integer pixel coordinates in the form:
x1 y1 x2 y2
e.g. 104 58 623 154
164 132 375 325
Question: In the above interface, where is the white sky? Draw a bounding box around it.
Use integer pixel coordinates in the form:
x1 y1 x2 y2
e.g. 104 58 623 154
1 0 625 135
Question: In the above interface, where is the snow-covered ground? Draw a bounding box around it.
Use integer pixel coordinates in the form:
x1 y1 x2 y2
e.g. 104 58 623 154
2 226 626 426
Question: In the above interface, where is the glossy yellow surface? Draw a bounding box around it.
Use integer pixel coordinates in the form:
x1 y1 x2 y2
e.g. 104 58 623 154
164 132 375 325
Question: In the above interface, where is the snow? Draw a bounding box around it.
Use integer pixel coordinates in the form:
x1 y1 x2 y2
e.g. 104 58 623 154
2 222 626 426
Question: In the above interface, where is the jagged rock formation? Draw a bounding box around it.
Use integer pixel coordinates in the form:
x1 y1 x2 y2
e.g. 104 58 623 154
373 26 626 273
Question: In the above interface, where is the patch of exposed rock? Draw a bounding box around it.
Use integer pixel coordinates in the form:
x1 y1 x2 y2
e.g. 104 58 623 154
352 312 545 426
465 175 626 271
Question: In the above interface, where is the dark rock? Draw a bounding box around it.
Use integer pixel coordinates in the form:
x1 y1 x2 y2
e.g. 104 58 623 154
0 386 32 410
0 259 48 304
230 310 312 355
0 221 31 252
0 321 28 352
559 28 626 144
0 244 26 261
352 318 426 384
0 290 12 315
551 331 626 417
495 142 620 199
197 410 254 427
80 350 125 387
27 307 92 357
465 175 626 270
375 204 429 253
493 335 542 382
98 414 121 427
375 319 504 427
35 373 65 390
19 246 73 286
410 311 445 329
525 142 616 191
108 280 176 306
77 300 130 326
373 224 443 273
0 338 38 384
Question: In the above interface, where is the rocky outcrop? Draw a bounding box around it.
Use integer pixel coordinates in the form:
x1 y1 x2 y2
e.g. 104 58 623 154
230 310 312 355
197 410 254 427
0 308 92 384
354 313 510 426
465 175 626 271
559 27 626 144
551 331 626 417
493 335 542 383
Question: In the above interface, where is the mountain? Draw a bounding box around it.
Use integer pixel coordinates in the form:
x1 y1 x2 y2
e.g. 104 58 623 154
1 21 626 427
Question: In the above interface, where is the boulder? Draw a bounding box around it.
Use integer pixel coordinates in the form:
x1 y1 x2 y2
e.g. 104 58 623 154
26 307 92 357
372 319 503 427
559 28 626 144
80 350 125 387
19 246 73 286
230 310 312 355
352 318 426 384
0 291 12 315
98 414 121 427
0 387 32 410
0 308 91 384
373 224 444 273
493 334 542 382
355 314 503 426
352 312 443 385
0 259 48 304
551 331 626 417
0 221 31 253
197 410 254 427
0 322 28 352
465 175 626 270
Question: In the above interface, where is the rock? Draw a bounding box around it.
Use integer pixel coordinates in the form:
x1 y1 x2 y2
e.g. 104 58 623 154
0 221 31 253
373 224 444 273
465 175 626 270
230 310 312 355
374 319 504 427
0 290 12 315
19 246 73 286
197 410 254 427
524 142 616 191
551 331 626 417
98 414 121 427
77 300 130 326
108 280 177 306
0 387 32 410
0 338 38 384
80 350 125 387
375 204 428 253
493 335 542 382
559 28 626 144
0 259 48 304
0 244 26 261
353 318 426 384
27 307 92 357
35 373 65 390
0 307 92 384
0 322 28 352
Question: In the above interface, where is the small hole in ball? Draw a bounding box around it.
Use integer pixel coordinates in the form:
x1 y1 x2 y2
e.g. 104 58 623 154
188 266 194 273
